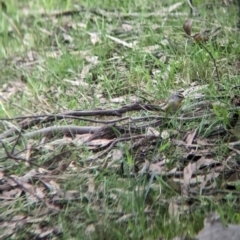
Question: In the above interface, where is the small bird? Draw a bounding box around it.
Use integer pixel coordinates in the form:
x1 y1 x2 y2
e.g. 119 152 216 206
161 92 184 113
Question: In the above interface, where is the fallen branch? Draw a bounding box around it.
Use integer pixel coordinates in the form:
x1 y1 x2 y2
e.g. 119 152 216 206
0 103 163 139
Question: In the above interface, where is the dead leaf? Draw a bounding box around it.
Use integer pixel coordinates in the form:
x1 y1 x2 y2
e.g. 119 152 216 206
192 32 209 43
62 33 73 43
185 129 197 145
141 44 159 53
116 213 134 223
1 188 22 199
182 162 193 196
149 162 165 175
51 161 70 175
85 224 95 235
122 23 133 32
200 171 221 189
23 33 35 47
80 64 93 80
191 157 220 174
106 34 136 48
88 177 95 194
89 32 101 45
161 130 170 139
12 215 26 221
183 19 192 36
87 139 112 148
168 199 189 221
222 171 240 188
168 201 180 219
167 179 181 192
167 2 183 12
85 55 99 64
112 149 123 161
111 95 140 103
42 180 60 195
146 127 160 137
192 27 221 43
21 169 38 182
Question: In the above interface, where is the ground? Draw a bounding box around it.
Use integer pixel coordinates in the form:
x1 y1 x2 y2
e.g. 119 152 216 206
0 0 240 239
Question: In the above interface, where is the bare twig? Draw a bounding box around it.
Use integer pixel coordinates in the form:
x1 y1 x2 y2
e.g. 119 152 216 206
11 128 24 155
1 142 40 167
0 103 162 139
8 175 43 202
2 126 100 143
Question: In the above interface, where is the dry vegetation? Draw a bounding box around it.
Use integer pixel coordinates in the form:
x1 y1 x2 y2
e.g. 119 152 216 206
1 0 240 239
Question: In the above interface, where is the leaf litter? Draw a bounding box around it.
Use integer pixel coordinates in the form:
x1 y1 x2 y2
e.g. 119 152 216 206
1 1 240 239
1 88 239 238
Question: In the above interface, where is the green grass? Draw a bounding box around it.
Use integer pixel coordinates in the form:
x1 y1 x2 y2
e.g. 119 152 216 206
1 0 240 239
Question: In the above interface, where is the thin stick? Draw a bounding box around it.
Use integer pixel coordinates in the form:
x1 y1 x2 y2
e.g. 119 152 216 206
2 142 41 167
